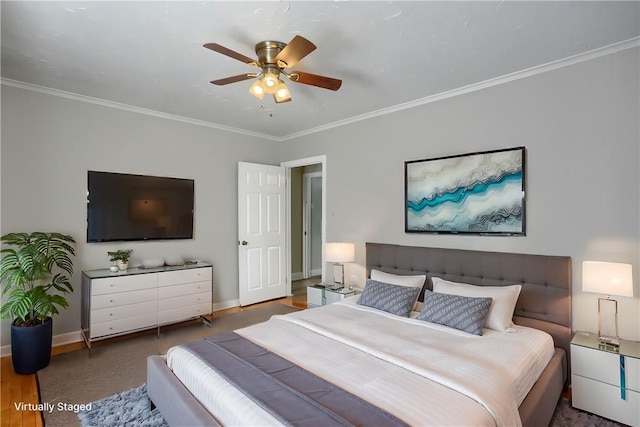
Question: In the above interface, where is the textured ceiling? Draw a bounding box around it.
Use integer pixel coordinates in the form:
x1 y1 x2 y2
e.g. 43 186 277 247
2 1 639 140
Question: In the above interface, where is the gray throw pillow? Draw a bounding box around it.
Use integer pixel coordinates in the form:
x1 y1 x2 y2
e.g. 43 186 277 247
357 279 421 317
417 293 493 336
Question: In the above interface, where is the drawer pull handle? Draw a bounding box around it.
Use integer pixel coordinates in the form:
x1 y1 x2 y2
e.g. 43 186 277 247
620 355 627 400
110 300 114 303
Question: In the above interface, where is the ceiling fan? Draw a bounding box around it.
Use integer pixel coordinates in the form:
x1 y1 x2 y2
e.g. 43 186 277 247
204 35 342 104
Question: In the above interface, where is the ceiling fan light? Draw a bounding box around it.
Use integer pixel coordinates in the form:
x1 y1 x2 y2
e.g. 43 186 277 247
249 80 265 99
262 71 279 94
274 82 291 103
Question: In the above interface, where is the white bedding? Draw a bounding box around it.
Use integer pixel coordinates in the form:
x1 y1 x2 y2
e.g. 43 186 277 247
167 298 554 426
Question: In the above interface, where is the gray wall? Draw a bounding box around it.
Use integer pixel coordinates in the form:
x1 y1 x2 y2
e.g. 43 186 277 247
0 85 281 345
1 47 638 346
281 48 640 341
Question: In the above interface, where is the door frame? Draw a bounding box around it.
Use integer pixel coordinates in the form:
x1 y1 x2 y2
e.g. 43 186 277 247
303 171 323 279
282 155 327 296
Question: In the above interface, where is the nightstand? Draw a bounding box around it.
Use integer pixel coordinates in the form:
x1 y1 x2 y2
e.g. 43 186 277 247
307 284 356 308
571 331 640 427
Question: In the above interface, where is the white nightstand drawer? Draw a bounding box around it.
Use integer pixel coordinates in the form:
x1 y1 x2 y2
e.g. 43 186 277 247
92 274 157 295
572 374 640 427
91 300 157 323
91 312 157 338
326 290 355 304
572 345 640 392
158 303 211 325
307 285 356 307
158 281 211 299
92 288 157 309
307 286 323 307
158 267 212 287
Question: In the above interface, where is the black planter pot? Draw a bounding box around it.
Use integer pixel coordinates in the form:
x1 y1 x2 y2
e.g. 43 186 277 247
10 317 53 374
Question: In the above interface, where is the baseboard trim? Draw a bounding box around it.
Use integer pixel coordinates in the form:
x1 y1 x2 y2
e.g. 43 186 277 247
213 299 239 312
291 272 304 281
1 330 83 358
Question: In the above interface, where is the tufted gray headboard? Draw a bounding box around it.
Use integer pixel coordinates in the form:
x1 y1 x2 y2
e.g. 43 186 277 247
366 243 572 365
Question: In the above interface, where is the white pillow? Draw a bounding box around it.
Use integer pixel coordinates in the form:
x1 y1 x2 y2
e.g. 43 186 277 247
370 270 426 311
431 277 522 332
370 269 426 289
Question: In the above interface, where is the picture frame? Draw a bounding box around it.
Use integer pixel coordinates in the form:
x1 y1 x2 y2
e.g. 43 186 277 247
405 146 526 235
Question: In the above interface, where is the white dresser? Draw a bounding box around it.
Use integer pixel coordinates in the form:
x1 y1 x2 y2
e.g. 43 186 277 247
81 262 212 349
571 331 640 427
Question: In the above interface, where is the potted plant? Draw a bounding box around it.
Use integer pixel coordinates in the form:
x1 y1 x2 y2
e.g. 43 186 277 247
107 249 132 271
0 232 75 374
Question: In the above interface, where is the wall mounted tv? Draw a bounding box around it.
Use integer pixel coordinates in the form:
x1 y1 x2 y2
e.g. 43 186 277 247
87 171 194 242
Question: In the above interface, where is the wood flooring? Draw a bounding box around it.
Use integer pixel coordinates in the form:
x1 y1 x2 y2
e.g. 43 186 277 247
0 296 303 427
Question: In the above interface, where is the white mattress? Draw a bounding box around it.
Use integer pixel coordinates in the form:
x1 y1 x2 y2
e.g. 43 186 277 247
167 298 554 426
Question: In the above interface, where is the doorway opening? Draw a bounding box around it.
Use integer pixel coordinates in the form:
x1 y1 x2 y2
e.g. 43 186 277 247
282 155 326 304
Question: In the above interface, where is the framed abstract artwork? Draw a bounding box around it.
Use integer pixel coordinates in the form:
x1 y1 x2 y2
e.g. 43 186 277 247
405 146 526 235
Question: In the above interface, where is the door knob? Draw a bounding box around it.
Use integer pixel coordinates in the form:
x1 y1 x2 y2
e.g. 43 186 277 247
241 240 248 246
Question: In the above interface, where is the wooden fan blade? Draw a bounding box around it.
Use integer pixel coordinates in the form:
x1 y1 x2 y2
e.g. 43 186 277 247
291 71 342 91
203 43 257 65
274 35 316 68
210 74 255 85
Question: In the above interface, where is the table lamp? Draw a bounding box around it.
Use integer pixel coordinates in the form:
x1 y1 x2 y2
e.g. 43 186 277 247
582 261 633 346
325 242 355 288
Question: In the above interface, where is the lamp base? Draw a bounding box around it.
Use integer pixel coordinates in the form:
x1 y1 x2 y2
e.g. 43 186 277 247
598 335 620 347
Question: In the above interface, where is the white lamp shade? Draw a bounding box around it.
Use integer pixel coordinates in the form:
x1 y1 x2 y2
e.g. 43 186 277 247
325 242 355 263
582 261 633 298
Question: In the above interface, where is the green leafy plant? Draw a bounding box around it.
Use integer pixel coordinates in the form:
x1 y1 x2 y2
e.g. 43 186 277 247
107 249 133 263
0 232 76 326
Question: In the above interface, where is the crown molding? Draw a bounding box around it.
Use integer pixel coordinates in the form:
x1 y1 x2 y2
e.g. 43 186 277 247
0 78 281 142
280 37 640 141
3 37 638 143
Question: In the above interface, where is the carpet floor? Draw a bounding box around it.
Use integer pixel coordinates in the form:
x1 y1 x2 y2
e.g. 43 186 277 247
38 303 299 427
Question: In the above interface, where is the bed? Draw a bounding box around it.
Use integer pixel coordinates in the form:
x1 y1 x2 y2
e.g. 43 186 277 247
147 243 571 427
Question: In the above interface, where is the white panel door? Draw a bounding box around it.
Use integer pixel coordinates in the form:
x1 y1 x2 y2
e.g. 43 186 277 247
238 162 286 306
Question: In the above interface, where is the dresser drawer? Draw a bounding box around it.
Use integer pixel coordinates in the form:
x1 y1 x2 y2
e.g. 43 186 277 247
92 274 157 295
91 300 157 324
92 288 157 309
158 303 211 325
158 281 210 299
572 345 640 392
158 267 212 287
572 374 640 427
90 312 158 338
158 292 211 311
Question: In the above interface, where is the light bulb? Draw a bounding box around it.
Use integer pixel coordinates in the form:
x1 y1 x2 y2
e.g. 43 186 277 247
249 80 265 99
262 71 279 94
274 81 291 103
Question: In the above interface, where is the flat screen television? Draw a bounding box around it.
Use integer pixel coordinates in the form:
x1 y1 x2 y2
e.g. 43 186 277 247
87 171 194 242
